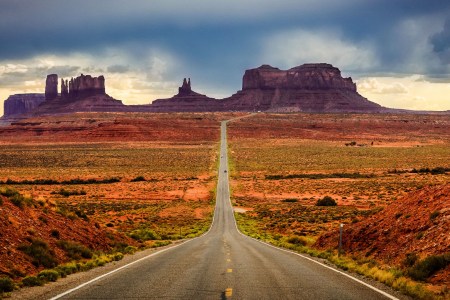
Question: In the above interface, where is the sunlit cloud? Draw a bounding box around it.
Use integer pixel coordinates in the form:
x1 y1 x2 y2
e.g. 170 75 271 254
357 76 450 111
261 28 379 72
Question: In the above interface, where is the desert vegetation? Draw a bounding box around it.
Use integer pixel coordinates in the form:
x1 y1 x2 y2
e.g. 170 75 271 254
0 113 224 296
228 113 450 299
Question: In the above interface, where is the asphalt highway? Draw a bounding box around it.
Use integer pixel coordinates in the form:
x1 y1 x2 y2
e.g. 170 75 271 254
49 121 399 300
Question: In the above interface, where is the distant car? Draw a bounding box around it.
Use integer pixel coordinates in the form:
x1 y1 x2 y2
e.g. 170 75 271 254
224 170 227 173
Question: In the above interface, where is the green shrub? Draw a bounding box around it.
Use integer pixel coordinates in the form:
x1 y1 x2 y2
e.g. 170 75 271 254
287 236 307 246
51 229 60 239
18 238 57 268
429 211 440 220
408 253 450 281
403 252 418 267
55 262 78 277
21 276 43 287
57 240 93 259
281 198 298 203
316 196 337 207
38 269 60 282
112 252 124 261
129 229 160 241
10 194 25 208
123 246 138 254
51 188 87 197
0 187 19 198
0 276 14 293
131 176 146 182
151 241 171 248
94 256 108 266
79 260 95 271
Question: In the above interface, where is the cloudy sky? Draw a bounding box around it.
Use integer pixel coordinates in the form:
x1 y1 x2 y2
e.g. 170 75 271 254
1 0 449 115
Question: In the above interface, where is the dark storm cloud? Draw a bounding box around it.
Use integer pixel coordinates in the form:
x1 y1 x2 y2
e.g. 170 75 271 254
431 18 450 63
0 0 449 92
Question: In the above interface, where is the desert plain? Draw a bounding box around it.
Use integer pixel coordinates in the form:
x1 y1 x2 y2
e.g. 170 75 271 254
0 111 449 299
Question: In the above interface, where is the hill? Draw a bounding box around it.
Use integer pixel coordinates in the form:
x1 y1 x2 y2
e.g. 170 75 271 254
0 188 134 278
315 183 450 285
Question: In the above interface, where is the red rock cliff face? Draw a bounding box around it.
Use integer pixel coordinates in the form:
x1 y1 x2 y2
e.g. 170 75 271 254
45 74 58 101
31 73 123 116
65 74 106 100
3 94 45 117
242 64 356 91
224 63 382 112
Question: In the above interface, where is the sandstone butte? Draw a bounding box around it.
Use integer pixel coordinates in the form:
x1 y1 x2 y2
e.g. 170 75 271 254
1 63 400 121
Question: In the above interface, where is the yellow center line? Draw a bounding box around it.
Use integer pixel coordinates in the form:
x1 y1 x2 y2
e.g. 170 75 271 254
227 258 231 262
227 268 233 273
225 288 233 297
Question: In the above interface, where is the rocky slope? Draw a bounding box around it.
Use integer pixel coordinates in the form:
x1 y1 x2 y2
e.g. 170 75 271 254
315 183 450 283
0 191 134 277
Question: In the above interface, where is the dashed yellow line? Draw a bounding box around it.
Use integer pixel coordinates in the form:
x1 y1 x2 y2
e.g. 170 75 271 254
225 288 233 297
227 268 233 273
227 258 231 262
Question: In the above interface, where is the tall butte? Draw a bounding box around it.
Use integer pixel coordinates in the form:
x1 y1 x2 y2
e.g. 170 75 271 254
45 74 58 101
223 63 384 112
33 73 124 115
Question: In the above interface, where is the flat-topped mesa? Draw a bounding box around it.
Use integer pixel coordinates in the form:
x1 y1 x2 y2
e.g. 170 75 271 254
3 94 45 117
242 63 356 92
225 63 382 112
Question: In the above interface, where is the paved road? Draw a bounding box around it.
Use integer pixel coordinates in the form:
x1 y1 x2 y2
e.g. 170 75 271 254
50 121 398 300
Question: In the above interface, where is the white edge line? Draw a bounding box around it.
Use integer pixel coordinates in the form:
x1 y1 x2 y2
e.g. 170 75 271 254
49 141 223 300
223 122 399 300
229 196 400 300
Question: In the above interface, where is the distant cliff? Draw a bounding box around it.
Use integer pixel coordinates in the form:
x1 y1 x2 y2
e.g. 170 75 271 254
222 63 383 112
32 74 124 115
150 78 222 112
2 63 392 118
150 63 384 113
3 94 45 117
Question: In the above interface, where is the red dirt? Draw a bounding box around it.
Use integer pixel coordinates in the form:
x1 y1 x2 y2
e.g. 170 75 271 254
0 195 135 277
228 113 450 144
315 183 450 284
0 112 242 144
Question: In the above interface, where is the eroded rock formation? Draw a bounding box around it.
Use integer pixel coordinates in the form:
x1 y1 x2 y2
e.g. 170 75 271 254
3 94 45 117
45 74 58 101
32 73 123 115
223 63 382 112
65 74 106 100
2 63 393 119
241 64 356 91
150 78 222 112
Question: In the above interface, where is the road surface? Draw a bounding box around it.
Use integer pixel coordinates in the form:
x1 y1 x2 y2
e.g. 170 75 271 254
49 121 399 299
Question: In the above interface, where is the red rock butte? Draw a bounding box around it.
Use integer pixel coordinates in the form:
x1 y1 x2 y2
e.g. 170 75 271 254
2 63 398 119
